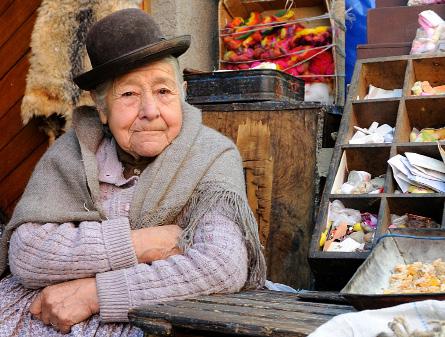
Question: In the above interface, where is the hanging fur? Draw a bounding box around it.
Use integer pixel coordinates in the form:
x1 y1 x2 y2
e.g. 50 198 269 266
21 0 142 136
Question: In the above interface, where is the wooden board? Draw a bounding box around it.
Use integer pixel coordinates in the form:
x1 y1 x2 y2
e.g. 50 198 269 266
0 0 41 48
0 100 23 151
0 12 35 79
0 118 47 183
309 54 445 290
129 290 354 337
0 141 48 217
0 54 29 119
0 0 47 220
202 103 325 289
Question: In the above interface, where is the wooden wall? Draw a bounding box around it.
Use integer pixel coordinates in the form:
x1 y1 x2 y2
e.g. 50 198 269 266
0 0 48 220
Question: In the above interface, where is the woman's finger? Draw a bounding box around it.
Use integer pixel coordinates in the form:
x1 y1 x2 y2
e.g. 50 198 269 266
59 324 72 334
40 305 51 326
29 292 43 316
49 320 59 331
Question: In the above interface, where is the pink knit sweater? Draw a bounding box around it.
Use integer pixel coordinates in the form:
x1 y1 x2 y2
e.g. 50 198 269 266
7 138 248 324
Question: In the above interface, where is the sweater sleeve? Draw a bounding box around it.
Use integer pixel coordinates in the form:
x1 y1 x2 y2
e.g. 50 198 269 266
8 217 138 289
96 211 248 322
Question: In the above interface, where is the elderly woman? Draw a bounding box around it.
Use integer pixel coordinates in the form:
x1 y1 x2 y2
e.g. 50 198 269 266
0 8 266 336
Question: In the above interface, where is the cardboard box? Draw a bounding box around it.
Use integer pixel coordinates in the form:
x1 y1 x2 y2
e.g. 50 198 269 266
218 0 345 105
367 4 445 44
356 42 412 59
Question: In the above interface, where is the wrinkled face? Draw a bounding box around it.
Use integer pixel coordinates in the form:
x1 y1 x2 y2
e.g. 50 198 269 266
99 60 183 158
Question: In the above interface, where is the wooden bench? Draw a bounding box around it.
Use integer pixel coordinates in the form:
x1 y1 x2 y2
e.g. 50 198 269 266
128 290 355 337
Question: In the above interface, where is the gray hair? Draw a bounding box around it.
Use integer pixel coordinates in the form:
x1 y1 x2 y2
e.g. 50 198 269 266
93 55 185 114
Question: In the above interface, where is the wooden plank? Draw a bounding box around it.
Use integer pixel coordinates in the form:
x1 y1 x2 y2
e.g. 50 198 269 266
180 295 352 316
0 141 48 216
236 120 273 247
130 299 336 337
0 0 14 15
0 54 29 119
0 12 35 79
0 118 47 182
138 300 336 325
296 290 348 304
0 0 41 49
173 298 340 319
196 291 352 311
203 108 321 289
0 99 24 151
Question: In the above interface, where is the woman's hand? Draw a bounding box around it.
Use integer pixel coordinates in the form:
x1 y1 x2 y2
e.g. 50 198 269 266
29 278 99 334
131 224 183 263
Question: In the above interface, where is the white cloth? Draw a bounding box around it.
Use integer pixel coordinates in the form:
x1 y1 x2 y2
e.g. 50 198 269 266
309 300 445 337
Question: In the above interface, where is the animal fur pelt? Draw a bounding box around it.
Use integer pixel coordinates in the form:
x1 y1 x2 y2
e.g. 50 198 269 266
21 0 142 139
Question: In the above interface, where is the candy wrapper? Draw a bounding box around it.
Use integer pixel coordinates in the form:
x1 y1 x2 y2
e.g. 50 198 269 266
410 127 445 142
349 121 394 144
337 170 385 194
320 200 377 252
389 213 440 229
411 81 445 96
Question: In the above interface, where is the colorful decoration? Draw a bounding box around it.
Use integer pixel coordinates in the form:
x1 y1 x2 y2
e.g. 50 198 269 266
221 10 335 83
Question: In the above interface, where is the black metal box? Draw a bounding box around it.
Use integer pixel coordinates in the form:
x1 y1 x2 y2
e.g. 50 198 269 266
184 69 304 105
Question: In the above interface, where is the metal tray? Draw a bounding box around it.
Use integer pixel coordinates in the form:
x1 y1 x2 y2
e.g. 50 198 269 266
184 69 304 105
340 234 445 310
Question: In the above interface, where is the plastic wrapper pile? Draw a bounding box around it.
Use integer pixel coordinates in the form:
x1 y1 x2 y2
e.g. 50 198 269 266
320 200 376 253
411 10 445 54
336 170 385 194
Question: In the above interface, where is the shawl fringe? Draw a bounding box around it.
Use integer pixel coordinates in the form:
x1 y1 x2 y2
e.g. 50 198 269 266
179 182 266 290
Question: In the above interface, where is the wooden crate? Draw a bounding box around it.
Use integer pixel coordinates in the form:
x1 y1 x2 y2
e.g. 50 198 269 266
201 101 330 289
309 54 445 290
217 0 345 105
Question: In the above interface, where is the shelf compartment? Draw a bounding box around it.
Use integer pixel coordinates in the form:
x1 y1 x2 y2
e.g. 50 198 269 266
407 57 445 97
379 196 444 237
389 144 445 194
395 143 444 160
331 147 391 194
355 60 407 100
344 100 399 145
396 96 445 143
316 197 382 253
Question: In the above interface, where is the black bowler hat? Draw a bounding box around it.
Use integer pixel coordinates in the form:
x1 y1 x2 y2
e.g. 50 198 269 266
74 8 191 90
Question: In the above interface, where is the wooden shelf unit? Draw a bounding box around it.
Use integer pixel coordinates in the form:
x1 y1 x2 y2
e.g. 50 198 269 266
309 54 445 290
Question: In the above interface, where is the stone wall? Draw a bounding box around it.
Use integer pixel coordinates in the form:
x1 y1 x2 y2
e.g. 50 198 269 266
151 0 219 72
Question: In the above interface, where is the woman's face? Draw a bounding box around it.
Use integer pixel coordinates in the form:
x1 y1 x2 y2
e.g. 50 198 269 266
99 60 183 158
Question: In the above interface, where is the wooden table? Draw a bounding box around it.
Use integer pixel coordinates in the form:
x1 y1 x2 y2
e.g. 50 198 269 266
128 290 355 337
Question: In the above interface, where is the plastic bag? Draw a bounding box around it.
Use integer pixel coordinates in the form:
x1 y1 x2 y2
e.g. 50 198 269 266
345 0 375 86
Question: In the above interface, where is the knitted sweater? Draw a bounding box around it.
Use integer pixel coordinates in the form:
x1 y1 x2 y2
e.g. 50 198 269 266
7 137 248 323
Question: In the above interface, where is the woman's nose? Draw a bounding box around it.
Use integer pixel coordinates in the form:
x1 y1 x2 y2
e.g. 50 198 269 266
138 93 160 120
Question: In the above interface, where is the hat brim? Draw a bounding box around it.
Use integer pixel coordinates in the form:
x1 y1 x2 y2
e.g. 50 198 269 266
74 35 191 91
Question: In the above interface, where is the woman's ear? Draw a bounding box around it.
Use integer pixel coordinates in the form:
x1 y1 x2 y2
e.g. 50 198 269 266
98 109 108 125
90 91 108 124
182 81 187 95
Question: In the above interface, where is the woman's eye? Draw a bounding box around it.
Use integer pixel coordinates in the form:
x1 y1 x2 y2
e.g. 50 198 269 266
122 91 136 97
158 88 171 95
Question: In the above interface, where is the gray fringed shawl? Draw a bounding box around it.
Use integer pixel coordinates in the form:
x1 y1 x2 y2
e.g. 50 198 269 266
0 102 266 288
